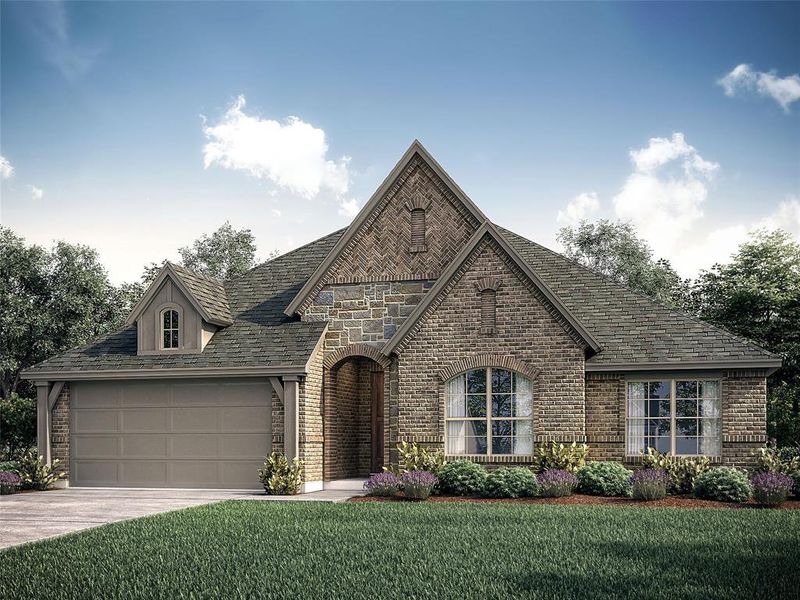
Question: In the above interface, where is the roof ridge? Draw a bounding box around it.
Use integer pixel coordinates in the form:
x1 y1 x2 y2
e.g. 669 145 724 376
495 224 779 359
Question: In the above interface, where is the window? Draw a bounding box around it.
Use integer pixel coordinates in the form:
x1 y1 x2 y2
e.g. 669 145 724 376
626 379 721 456
410 208 426 250
445 368 533 456
162 309 180 349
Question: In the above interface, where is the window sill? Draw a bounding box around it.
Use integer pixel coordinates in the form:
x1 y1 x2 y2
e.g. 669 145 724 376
445 454 533 463
409 244 427 254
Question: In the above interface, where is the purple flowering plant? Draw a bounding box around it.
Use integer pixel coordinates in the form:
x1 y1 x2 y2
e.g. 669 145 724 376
537 469 578 497
630 468 671 501
401 470 438 501
0 471 21 495
751 471 794 506
363 472 401 497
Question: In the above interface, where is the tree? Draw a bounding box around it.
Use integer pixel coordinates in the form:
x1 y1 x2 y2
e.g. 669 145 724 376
557 220 690 308
178 221 256 280
0 227 127 399
692 229 800 445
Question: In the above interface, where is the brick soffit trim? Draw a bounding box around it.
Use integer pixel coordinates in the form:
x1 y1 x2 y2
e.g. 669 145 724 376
381 221 603 356
283 140 488 317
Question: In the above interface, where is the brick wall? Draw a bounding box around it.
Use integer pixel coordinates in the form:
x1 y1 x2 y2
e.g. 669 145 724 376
585 373 625 461
395 237 587 462
299 337 325 483
51 383 70 476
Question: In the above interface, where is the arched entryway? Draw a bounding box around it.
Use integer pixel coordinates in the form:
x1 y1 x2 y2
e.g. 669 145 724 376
324 353 386 480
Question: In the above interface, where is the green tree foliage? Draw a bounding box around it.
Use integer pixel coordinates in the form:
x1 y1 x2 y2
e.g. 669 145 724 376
178 221 257 281
0 227 128 399
0 393 36 458
557 219 691 307
692 230 800 445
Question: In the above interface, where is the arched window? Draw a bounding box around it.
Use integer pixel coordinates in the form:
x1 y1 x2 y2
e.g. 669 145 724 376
162 309 180 349
445 367 533 456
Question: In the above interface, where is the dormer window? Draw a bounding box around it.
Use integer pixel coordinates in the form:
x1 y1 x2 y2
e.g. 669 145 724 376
162 309 180 349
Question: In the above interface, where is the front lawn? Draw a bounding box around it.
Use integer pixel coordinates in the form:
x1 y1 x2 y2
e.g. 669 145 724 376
1 501 798 599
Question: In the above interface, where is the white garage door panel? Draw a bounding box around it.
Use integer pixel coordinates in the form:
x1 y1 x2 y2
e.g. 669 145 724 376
71 379 271 489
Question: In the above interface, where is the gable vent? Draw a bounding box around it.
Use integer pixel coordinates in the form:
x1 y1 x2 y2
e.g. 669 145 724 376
411 209 426 247
475 278 502 335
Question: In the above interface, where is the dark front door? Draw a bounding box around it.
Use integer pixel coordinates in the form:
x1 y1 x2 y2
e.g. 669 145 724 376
370 371 385 473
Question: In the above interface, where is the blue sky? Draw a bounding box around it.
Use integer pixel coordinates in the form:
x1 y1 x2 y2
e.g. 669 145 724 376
1 1 798 283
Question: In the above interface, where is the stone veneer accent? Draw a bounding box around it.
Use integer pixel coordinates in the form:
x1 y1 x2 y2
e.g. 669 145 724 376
584 370 768 466
394 237 587 457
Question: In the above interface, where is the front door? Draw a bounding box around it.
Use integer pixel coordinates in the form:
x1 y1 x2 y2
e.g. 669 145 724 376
370 371 385 473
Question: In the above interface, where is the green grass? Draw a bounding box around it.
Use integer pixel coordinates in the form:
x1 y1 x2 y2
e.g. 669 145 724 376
1 501 798 599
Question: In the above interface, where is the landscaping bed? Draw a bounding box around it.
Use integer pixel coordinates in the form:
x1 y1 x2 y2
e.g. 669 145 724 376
1 500 798 599
352 493 800 509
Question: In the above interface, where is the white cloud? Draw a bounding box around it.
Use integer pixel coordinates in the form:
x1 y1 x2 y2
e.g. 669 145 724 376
762 196 800 238
0 155 13 179
202 95 351 199
337 198 360 219
270 208 282 217
29 185 44 200
718 64 800 112
557 192 599 225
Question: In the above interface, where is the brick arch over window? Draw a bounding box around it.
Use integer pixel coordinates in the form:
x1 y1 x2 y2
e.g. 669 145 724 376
324 343 392 370
437 355 540 382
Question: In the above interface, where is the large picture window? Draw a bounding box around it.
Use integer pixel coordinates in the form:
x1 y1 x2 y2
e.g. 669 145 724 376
626 379 721 456
445 368 533 456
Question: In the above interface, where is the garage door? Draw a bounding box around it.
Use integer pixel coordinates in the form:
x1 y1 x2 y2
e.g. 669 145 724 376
70 379 271 488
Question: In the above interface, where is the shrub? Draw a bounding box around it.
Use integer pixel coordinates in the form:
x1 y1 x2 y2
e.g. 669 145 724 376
792 472 800 498
258 452 304 495
641 448 710 494
0 394 37 459
0 471 21 495
17 449 66 490
437 460 487 496
401 471 438 501
693 467 752 503
482 467 539 499
385 441 447 476
752 446 800 476
0 460 20 473
630 468 670 501
363 472 401 497
751 472 794 506
577 461 632 497
537 469 578 497
531 441 589 474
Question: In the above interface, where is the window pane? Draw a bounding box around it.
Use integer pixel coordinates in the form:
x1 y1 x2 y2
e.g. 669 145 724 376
627 419 645 455
647 399 671 418
492 394 512 417
676 398 697 417
492 369 512 393
700 398 720 417
648 381 671 399
466 369 486 394
698 418 720 439
512 421 533 456
676 380 697 398
627 398 645 418
172 311 178 328
171 331 179 347
163 311 170 329
676 419 698 436
700 436 720 456
447 421 466 454
492 420 512 437
514 376 533 417
675 437 699 455
466 395 486 418
446 376 466 417
647 418 671 436
700 381 719 398
467 421 487 437
465 436 487 454
163 331 170 348
627 382 646 399
653 437 672 453
492 436 512 455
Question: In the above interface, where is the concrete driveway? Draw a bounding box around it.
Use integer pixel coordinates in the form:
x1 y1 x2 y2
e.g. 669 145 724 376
0 485 363 550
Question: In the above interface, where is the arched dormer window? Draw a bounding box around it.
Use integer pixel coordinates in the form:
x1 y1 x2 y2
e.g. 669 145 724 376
475 277 502 335
161 308 180 349
405 195 431 253
445 367 533 456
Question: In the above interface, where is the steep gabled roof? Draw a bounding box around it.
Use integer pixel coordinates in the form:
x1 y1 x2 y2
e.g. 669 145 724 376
497 226 780 371
125 262 233 327
284 140 487 316
382 222 602 356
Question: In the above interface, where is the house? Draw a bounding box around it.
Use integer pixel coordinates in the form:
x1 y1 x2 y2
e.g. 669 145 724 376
22 141 781 491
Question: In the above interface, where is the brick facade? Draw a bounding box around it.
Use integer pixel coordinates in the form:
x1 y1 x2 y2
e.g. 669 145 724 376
51 383 70 476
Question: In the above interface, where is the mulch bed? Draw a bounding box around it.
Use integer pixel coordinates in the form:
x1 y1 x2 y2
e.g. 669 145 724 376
350 493 800 510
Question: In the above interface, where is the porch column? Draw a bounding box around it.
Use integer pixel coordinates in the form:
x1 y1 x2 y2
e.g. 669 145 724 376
36 382 51 464
283 375 300 461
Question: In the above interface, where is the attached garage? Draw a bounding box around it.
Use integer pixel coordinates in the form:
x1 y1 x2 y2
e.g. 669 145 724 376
70 378 271 489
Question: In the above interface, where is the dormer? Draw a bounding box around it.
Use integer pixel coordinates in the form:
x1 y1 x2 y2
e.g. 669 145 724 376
125 263 233 355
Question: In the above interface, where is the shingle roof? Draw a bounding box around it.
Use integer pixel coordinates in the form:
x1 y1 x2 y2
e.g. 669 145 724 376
497 226 778 368
24 230 344 375
24 221 777 378
168 263 233 325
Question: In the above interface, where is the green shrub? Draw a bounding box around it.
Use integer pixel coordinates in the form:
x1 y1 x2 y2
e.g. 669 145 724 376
482 467 539 499
693 467 752 503
258 452 304 495
0 460 20 473
384 441 446 476
437 460 487 496
531 441 589 474
752 446 800 476
641 448 710 494
16 449 66 490
0 394 37 459
577 461 632 497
